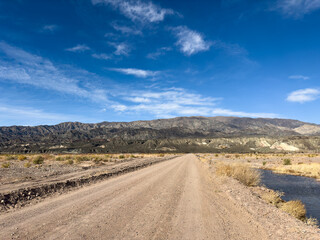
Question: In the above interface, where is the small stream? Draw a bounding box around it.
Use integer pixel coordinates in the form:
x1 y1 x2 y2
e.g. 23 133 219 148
260 169 320 222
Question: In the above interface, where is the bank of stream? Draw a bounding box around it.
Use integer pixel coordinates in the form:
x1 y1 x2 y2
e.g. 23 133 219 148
260 169 320 222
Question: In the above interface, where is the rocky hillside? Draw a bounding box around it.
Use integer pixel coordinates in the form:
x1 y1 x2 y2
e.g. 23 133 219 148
1 116 320 153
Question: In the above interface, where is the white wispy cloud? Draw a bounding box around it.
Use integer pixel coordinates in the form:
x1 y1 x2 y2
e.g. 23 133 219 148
172 26 212 56
109 42 131 56
92 53 111 60
211 108 279 118
111 88 277 118
0 42 109 103
111 22 142 35
0 104 98 126
289 75 310 80
276 0 320 17
92 0 175 23
287 88 320 103
109 68 159 78
213 40 248 56
65 44 91 53
146 47 172 59
42 24 59 32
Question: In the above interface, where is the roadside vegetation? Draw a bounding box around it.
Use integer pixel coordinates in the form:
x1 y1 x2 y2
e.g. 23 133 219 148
270 163 320 179
198 153 320 227
215 162 261 186
0 153 170 169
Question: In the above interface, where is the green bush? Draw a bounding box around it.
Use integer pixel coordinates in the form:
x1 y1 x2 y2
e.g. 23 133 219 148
262 161 267 166
283 159 292 165
119 155 125 159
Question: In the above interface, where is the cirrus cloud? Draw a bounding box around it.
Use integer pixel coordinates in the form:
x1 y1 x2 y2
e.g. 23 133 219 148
276 0 320 17
108 68 159 78
92 0 175 23
171 26 212 56
111 88 277 119
287 88 320 103
65 44 91 53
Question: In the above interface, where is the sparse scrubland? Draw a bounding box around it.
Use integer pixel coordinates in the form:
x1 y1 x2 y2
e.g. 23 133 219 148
198 153 320 227
1 153 319 239
0 153 177 211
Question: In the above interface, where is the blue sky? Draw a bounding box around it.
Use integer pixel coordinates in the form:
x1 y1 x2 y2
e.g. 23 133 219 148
0 0 320 126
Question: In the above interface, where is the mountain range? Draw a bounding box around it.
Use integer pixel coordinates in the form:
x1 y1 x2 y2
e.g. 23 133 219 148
1 117 320 153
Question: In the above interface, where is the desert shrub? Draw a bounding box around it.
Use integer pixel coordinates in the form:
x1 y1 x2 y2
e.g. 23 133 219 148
232 165 261 186
215 162 234 177
119 155 125 159
66 159 74 165
6 155 16 160
305 217 319 227
261 190 284 206
262 161 267 166
33 156 44 164
215 154 219 157
158 153 165 157
283 159 292 165
55 156 65 161
75 156 89 163
1 162 10 168
43 154 54 160
18 155 27 161
92 157 104 164
24 162 31 168
280 200 306 220
215 162 260 186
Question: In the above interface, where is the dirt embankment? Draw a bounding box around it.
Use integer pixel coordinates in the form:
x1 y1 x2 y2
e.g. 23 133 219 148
0 156 176 212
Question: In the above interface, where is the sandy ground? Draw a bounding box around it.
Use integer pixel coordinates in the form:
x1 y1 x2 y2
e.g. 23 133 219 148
0 154 319 239
0 155 174 193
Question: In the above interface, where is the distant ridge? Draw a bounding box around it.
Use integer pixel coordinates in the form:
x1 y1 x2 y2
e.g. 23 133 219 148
1 116 320 153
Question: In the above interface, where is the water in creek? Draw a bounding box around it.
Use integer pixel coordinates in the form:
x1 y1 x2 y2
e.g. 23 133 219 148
260 169 320 222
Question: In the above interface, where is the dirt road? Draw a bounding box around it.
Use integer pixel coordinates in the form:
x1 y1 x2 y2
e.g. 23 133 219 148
0 154 317 239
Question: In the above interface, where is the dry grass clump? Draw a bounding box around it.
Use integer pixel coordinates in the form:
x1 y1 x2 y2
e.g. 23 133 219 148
1 162 10 168
75 156 90 163
305 217 319 227
280 200 306 220
272 163 320 179
261 190 284 206
215 162 261 186
66 159 74 165
32 156 44 165
18 155 27 161
55 156 65 161
6 155 16 160
24 162 31 168
259 189 317 224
